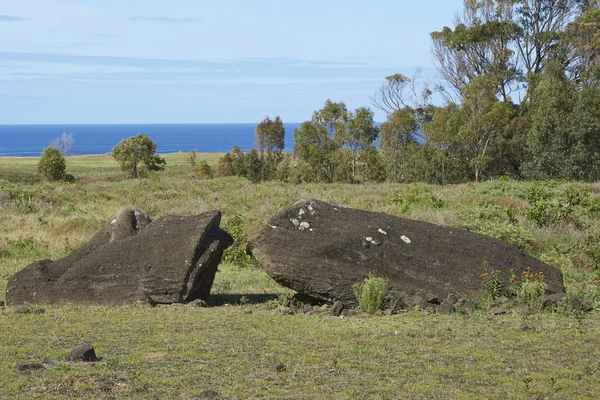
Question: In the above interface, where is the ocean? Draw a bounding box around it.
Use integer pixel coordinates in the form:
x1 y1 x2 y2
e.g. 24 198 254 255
0 123 302 156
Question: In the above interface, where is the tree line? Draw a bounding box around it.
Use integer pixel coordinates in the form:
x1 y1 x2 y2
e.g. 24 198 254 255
38 0 599 184
220 0 600 184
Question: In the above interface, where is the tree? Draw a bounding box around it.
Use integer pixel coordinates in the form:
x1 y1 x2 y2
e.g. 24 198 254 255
522 63 576 180
341 107 378 184
379 109 418 182
371 72 433 113
49 132 74 156
111 133 166 178
294 100 347 182
37 146 67 181
255 116 285 153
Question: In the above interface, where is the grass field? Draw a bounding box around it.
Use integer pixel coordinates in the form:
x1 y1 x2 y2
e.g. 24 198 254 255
1 154 600 399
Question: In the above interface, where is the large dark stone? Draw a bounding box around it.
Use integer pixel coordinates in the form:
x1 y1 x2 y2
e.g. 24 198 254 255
67 343 99 362
248 199 565 308
6 208 232 306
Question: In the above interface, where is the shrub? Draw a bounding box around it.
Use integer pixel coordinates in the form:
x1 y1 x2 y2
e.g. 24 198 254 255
480 261 504 300
353 274 387 314
37 146 66 181
387 187 444 213
516 273 547 313
221 212 258 268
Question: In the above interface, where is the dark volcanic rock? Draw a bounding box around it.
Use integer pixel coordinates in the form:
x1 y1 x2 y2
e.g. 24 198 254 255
248 199 565 308
67 343 99 362
6 208 233 306
14 305 29 314
331 301 344 316
16 363 44 372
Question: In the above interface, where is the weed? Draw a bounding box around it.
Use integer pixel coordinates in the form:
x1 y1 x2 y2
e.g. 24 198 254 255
221 212 258 268
516 269 548 313
480 261 504 300
353 273 387 314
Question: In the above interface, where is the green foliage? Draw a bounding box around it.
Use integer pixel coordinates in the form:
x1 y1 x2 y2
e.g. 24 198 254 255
352 274 387 314
474 178 527 198
221 213 258 269
111 133 166 178
387 187 444 213
255 116 285 153
525 183 592 226
460 196 535 250
378 108 418 183
480 262 504 300
37 147 67 181
517 275 548 314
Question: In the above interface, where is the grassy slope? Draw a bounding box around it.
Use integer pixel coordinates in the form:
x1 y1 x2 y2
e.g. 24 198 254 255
1 154 600 399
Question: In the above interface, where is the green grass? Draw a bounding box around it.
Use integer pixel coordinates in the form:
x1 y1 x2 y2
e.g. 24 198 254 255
1 155 600 398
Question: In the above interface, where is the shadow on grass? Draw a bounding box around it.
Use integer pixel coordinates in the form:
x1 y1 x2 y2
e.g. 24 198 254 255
208 293 280 306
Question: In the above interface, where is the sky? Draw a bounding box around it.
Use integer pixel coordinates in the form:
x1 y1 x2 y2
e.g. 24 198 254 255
0 0 464 124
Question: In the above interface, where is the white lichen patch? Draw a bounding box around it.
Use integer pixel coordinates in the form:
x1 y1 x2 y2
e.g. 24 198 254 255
365 236 373 242
269 224 277 229
378 228 387 235
298 209 305 216
400 235 411 244
111 219 116 224
307 205 313 211
291 219 300 226
299 222 310 230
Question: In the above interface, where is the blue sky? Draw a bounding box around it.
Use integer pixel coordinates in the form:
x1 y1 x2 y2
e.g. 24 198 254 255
0 0 463 124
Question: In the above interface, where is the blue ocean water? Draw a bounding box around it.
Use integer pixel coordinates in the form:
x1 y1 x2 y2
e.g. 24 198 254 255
0 123 302 156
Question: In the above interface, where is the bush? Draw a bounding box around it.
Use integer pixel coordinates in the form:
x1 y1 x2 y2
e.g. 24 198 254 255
387 187 444 213
353 274 387 314
517 276 547 313
37 147 67 181
221 213 258 268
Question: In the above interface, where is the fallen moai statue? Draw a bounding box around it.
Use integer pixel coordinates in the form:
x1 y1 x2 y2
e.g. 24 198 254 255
248 199 565 308
6 208 233 306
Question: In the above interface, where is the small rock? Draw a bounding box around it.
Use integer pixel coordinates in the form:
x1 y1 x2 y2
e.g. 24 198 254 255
35 308 45 314
331 301 344 317
570 297 594 312
303 304 313 314
489 307 506 316
374 309 384 316
341 309 357 317
424 296 440 305
189 299 207 307
419 301 439 312
383 308 393 316
243 308 253 314
290 303 298 314
319 304 329 312
445 294 458 306
274 362 286 372
359 312 371 318
14 305 29 314
16 363 44 372
67 343 99 362
198 390 219 399
520 306 531 318
437 302 455 315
